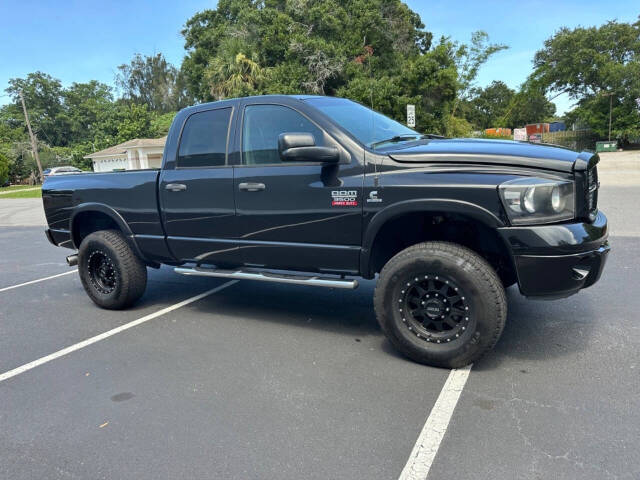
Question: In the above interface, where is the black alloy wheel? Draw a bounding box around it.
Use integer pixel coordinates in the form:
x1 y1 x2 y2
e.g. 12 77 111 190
87 250 118 294
399 274 471 344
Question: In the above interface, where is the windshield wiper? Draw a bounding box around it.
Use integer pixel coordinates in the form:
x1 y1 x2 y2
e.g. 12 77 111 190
370 133 445 149
369 134 423 148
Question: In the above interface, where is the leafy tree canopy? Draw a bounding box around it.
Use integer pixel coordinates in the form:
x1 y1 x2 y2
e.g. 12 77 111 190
463 80 515 130
531 17 640 140
181 0 433 99
180 1 502 134
499 82 556 129
0 151 9 184
116 53 191 113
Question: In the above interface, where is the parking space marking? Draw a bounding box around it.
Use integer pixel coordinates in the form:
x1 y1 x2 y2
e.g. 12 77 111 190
0 280 237 384
0 270 77 293
398 365 472 480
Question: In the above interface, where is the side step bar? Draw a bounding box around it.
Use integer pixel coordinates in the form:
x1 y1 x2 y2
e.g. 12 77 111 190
174 266 359 289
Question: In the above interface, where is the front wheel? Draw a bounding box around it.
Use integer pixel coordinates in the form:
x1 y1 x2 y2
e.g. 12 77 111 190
78 230 147 309
374 241 507 368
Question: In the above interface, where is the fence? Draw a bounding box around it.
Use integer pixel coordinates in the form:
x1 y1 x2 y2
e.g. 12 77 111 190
540 130 600 152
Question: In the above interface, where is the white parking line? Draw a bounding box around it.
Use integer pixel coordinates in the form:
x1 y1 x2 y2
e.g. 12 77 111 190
0 270 77 293
398 365 472 480
0 280 237 383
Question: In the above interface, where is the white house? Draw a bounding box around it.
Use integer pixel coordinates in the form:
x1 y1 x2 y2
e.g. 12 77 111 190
85 137 166 172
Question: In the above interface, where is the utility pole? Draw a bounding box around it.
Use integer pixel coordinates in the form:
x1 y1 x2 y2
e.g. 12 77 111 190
18 91 44 183
608 94 613 141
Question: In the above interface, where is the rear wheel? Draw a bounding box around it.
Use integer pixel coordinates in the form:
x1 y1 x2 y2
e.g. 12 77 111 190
78 230 147 309
374 241 507 368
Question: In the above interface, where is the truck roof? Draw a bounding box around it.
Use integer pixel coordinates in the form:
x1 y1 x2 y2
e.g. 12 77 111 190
179 95 330 115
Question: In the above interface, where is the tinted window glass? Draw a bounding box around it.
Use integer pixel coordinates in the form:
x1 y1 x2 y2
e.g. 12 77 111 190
304 97 418 149
242 105 324 165
178 108 231 168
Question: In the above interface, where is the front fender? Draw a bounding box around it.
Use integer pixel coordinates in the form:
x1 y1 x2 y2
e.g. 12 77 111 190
360 198 506 277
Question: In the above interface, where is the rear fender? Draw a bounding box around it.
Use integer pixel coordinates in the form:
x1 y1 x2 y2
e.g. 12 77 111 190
69 203 156 266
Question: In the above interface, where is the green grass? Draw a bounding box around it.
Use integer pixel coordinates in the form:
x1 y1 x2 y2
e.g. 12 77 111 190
0 186 42 198
1 184 39 191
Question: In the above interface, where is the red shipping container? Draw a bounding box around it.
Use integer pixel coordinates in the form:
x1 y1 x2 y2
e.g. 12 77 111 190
525 123 550 135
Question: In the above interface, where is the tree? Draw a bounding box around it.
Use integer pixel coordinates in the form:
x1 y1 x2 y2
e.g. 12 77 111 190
180 0 464 134
338 39 459 134
451 31 508 116
531 18 640 140
5 72 69 146
205 53 267 100
113 103 154 143
151 112 177 137
180 0 433 99
502 84 556 128
465 81 515 129
0 151 9 185
116 53 190 113
61 81 114 145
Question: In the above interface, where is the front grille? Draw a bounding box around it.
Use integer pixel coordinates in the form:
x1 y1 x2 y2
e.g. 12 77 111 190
586 165 599 219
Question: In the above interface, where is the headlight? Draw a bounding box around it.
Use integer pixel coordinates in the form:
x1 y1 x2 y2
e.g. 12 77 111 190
499 177 574 225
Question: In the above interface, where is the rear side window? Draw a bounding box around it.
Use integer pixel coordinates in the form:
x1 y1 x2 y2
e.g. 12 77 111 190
178 108 231 168
242 104 325 165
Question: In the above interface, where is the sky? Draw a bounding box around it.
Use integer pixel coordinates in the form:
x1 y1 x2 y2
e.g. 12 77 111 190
0 0 638 115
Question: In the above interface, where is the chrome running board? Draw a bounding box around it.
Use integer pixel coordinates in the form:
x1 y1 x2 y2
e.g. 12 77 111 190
174 266 359 289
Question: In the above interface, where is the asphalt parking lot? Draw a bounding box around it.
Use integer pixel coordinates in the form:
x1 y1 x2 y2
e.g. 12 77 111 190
1 170 639 479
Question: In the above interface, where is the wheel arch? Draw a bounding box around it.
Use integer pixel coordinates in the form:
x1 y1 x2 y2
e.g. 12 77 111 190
360 199 514 283
69 203 155 266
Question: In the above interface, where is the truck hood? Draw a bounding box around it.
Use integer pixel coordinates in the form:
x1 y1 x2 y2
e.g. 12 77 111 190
386 138 589 173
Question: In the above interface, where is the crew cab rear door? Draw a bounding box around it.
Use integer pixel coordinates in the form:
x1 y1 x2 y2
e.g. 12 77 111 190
159 105 238 265
233 99 364 274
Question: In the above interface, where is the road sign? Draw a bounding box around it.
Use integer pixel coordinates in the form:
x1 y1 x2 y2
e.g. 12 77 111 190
407 104 415 128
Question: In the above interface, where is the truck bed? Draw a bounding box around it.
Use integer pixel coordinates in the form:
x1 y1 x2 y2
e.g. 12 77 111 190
42 170 162 249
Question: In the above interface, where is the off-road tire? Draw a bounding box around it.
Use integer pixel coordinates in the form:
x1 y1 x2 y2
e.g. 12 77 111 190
78 229 147 309
374 241 507 368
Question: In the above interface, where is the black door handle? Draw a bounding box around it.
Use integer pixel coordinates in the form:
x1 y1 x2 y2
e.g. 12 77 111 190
165 183 187 192
238 182 266 192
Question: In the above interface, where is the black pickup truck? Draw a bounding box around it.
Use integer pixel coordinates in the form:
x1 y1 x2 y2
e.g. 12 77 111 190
42 95 609 368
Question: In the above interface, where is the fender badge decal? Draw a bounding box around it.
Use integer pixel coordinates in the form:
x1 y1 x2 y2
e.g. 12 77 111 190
367 190 382 203
331 190 358 207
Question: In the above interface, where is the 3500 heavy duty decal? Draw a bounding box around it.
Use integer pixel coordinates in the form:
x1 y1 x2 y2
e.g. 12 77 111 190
331 190 358 207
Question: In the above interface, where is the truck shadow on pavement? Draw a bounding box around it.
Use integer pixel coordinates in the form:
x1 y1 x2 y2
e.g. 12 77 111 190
191 278 382 337
182 274 600 370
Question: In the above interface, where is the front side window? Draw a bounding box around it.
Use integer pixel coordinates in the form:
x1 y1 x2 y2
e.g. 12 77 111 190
178 108 231 168
242 104 324 165
304 97 419 149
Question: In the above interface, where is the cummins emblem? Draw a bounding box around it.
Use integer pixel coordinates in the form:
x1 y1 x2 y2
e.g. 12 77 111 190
331 190 358 207
367 190 382 203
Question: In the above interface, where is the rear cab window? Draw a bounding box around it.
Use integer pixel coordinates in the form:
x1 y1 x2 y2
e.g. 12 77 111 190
178 108 232 168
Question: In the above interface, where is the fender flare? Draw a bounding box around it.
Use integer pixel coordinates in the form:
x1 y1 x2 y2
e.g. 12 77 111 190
360 199 506 277
69 203 150 264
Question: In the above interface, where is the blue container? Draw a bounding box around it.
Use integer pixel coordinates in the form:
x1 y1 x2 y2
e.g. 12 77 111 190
549 121 566 132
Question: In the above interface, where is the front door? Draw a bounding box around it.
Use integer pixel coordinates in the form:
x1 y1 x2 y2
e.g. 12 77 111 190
159 106 238 266
234 102 363 274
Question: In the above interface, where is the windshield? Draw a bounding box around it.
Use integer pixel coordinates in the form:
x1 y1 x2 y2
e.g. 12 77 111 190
304 97 420 149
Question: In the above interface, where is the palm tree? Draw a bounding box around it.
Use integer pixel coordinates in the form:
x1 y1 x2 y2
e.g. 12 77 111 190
206 53 265 100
